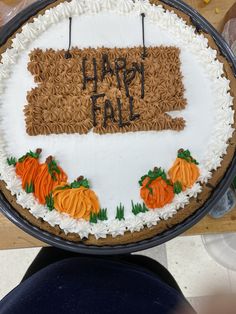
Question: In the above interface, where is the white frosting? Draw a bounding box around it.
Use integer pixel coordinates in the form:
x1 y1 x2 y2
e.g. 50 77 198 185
117 0 134 14
102 0 116 10
108 220 126 237
86 0 102 13
0 0 234 239
125 216 144 232
133 0 151 14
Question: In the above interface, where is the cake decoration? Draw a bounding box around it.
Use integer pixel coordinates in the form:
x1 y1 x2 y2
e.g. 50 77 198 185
25 47 186 135
15 149 42 193
8 151 68 204
52 177 100 220
0 0 234 243
131 201 148 215
139 149 199 209
140 168 174 209
90 208 108 223
116 204 125 220
168 149 200 190
34 156 68 205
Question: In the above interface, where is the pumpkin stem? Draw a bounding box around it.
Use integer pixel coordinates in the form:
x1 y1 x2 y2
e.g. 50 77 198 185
46 156 53 164
77 176 84 182
36 148 42 156
178 148 184 154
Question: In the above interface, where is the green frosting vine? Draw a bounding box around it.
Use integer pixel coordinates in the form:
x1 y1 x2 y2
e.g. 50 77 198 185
177 149 199 165
46 157 61 181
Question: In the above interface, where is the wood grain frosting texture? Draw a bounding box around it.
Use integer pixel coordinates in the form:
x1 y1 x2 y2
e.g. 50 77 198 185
0 0 235 245
25 46 186 135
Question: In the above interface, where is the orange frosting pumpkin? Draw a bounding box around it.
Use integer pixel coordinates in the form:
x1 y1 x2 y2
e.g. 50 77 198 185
168 149 199 190
140 176 174 209
53 180 100 220
15 149 41 191
34 156 67 205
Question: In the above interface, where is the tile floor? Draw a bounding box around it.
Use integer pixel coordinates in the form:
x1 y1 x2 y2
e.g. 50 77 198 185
0 235 235 311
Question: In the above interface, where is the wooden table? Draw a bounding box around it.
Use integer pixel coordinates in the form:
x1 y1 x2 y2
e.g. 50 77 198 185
0 0 235 249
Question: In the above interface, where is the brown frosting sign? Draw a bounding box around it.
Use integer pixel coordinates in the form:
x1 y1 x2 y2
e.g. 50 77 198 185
25 46 187 136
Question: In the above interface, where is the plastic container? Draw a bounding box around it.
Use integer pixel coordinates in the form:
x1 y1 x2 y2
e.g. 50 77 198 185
202 233 236 271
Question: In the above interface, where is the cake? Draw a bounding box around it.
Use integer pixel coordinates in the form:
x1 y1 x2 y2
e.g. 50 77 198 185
0 0 235 246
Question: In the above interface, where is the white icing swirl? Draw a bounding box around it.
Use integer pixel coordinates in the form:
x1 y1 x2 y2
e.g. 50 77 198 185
133 0 151 14
75 220 91 239
44 210 62 227
59 215 78 234
71 0 86 15
117 0 134 14
11 33 28 51
91 222 109 239
0 65 10 79
1 49 17 65
56 2 73 19
45 8 62 23
186 183 202 198
108 220 126 237
29 204 47 219
125 216 144 232
86 0 102 14
174 193 189 209
140 211 160 227
102 0 116 10
21 23 39 40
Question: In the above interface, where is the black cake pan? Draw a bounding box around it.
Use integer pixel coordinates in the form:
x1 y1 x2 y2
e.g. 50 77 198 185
0 0 235 255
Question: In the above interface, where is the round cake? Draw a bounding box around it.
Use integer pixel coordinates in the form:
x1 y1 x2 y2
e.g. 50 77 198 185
0 0 235 246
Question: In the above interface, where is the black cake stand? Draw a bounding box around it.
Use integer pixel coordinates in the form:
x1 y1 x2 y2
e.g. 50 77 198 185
0 0 235 255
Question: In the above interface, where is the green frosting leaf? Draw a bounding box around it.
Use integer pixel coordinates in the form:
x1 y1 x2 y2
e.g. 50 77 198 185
177 149 199 165
7 157 16 166
131 201 148 215
139 167 168 194
90 212 98 224
97 208 108 221
25 182 34 194
90 209 108 223
55 185 71 191
174 181 182 194
18 149 41 163
46 193 54 211
116 203 125 221
70 178 90 189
